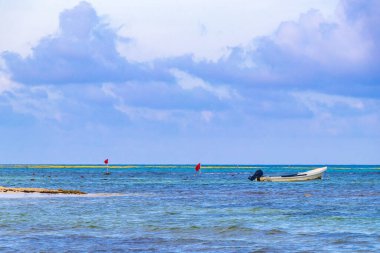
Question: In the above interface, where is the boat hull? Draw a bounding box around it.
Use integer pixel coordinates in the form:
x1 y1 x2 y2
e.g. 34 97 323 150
258 166 327 182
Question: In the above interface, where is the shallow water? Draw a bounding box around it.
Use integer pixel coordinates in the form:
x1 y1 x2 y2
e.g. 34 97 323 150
0 165 379 252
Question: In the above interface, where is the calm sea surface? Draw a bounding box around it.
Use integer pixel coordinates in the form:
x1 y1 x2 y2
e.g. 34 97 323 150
0 165 379 252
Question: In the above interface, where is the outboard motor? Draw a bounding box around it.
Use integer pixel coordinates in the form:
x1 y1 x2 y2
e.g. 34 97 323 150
248 169 263 181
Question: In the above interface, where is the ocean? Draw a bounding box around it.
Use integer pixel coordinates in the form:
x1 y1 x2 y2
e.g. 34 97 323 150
0 165 379 252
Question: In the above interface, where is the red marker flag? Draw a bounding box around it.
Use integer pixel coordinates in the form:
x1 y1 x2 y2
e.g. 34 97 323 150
104 159 109 165
195 163 201 172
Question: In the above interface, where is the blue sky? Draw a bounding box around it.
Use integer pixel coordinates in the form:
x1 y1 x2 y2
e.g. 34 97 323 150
0 0 379 164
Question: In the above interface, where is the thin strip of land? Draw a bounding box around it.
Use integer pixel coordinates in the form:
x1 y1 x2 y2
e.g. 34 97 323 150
0 186 85 194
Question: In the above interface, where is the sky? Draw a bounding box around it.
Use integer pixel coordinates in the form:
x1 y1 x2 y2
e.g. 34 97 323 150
0 0 379 164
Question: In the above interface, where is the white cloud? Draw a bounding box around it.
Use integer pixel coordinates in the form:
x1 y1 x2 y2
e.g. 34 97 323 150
275 9 372 69
0 71 19 94
170 69 239 100
0 70 63 120
102 83 173 121
0 0 79 57
0 0 339 62
292 91 375 134
115 103 173 122
8 87 63 121
101 82 220 123
293 91 365 112
101 83 173 121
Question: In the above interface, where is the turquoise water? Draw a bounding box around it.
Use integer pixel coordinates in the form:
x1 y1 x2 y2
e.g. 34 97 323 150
0 165 379 252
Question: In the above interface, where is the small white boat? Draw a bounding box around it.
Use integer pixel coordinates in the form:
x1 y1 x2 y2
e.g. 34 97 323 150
249 166 327 182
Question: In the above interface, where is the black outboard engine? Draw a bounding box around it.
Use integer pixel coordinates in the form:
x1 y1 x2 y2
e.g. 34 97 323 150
248 169 263 181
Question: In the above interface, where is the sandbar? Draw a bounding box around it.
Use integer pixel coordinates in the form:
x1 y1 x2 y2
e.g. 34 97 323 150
0 186 85 194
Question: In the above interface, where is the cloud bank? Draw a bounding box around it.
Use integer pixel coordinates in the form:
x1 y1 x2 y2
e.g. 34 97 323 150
0 0 379 163
163 0 380 99
2 0 379 92
2 2 170 85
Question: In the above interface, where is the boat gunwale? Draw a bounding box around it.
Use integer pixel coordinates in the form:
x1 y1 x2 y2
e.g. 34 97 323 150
257 166 327 182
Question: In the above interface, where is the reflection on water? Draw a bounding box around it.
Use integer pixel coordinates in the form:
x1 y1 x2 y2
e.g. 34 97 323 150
0 165 379 252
